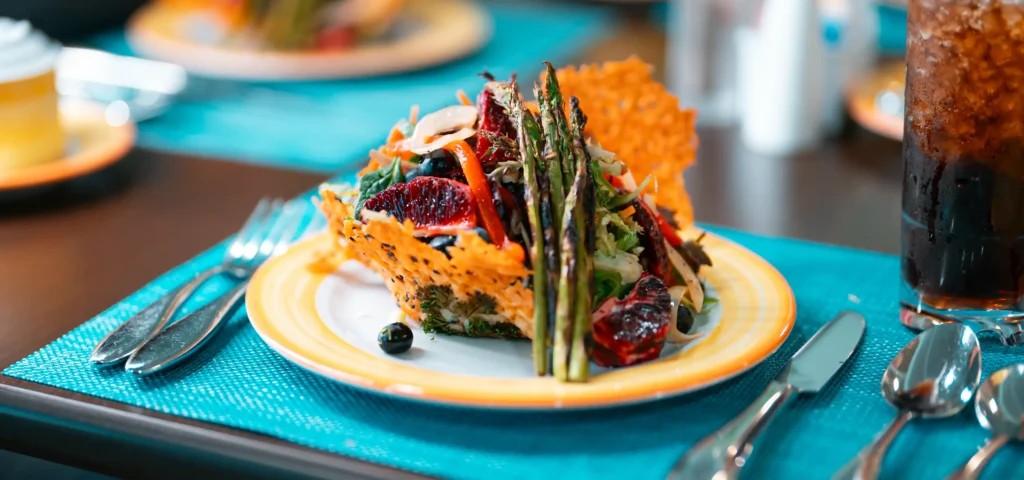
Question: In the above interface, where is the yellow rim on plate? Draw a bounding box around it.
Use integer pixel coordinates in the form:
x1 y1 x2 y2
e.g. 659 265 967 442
126 0 491 80
248 229 796 409
0 101 135 191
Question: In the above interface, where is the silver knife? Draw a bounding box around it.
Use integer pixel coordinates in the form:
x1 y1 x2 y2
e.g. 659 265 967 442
668 310 867 480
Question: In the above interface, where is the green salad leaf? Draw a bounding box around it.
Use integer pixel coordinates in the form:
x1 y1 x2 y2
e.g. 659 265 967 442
354 158 405 219
615 231 640 252
591 161 618 208
593 269 624 308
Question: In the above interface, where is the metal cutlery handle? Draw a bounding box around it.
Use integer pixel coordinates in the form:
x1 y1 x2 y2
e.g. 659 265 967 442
668 379 795 480
945 435 1010 480
833 409 915 480
90 267 223 365
124 281 248 375
902 312 1024 346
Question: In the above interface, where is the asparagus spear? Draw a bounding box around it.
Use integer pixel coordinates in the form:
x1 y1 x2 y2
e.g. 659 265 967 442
544 68 595 381
568 97 595 382
552 175 582 381
516 107 548 375
506 79 556 375
543 62 576 192
535 84 566 232
537 159 560 371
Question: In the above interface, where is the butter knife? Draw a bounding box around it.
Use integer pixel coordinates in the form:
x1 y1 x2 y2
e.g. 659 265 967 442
89 267 223 365
668 310 867 480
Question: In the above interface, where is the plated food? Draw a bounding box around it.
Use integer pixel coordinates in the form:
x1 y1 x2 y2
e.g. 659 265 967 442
157 0 406 52
318 58 713 383
247 59 793 407
127 0 490 80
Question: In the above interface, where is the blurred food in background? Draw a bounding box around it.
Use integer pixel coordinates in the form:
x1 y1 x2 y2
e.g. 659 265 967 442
126 0 491 80
159 0 406 51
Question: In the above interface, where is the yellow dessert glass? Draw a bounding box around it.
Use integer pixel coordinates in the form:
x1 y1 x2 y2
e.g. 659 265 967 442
0 19 63 172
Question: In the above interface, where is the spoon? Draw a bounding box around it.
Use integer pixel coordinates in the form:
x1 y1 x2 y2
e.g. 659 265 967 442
946 364 1024 480
833 323 982 480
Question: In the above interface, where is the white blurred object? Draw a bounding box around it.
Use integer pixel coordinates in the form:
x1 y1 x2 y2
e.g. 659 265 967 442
667 0 744 126
819 0 878 136
55 47 187 122
738 0 826 155
0 17 62 83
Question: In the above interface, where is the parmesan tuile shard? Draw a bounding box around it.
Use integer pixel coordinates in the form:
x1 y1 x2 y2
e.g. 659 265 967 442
551 57 699 227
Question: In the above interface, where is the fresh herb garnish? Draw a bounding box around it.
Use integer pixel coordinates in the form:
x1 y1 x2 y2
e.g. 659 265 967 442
354 158 405 219
415 285 524 339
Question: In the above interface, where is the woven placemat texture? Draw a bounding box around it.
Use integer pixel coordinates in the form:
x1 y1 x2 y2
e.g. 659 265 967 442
6 218 1024 479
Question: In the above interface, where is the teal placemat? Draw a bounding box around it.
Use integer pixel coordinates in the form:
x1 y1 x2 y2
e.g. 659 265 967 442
6 181 1024 479
86 2 613 172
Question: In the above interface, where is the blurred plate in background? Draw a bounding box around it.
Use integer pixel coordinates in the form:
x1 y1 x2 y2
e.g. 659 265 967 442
846 60 903 140
125 0 492 80
0 100 135 191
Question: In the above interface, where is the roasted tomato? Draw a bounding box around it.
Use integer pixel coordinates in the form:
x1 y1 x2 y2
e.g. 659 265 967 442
591 274 672 368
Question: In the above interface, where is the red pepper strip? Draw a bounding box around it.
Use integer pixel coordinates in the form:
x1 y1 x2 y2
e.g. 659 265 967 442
444 140 525 262
608 175 624 189
655 211 684 247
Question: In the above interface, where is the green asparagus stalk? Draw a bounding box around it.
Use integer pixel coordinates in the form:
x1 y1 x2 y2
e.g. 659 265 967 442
568 97 595 382
535 84 566 233
543 62 576 192
512 90 549 376
519 85 563 371
552 177 581 381
506 79 558 375
537 162 560 366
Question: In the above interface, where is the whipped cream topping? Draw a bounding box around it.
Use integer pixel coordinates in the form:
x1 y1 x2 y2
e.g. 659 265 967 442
0 18 60 83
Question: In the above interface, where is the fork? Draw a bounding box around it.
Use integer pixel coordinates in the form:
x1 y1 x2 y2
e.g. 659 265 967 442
120 198 312 375
89 198 302 367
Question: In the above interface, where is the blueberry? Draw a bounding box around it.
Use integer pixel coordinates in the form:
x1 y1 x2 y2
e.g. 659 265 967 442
418 150 461 178
404 167 420 182
378 322 413 354
677 305 695 334
471 227 491 243
428 235 457 253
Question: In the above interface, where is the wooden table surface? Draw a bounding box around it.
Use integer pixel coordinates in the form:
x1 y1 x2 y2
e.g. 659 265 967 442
0 8 905 480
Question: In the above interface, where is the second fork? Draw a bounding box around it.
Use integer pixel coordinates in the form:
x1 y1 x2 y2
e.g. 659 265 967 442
89 197 301 367
123 198 309 375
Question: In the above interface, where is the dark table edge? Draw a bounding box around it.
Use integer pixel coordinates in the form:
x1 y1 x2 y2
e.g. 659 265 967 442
0 376 429 480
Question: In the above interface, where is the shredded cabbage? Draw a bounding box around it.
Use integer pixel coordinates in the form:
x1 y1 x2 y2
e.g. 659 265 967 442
594 251 643 284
